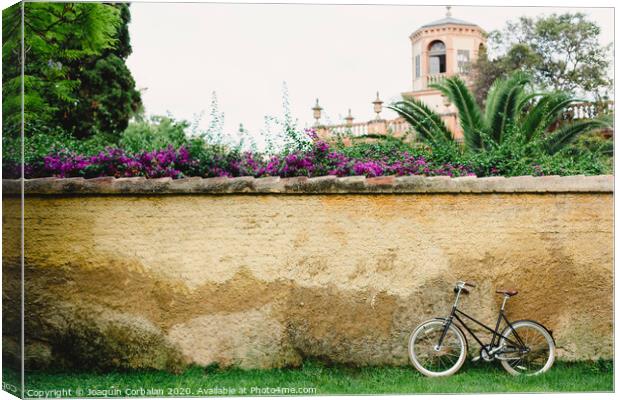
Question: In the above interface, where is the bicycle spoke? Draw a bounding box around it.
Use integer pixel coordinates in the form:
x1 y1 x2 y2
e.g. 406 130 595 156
411 322 464 374
501 324 553 375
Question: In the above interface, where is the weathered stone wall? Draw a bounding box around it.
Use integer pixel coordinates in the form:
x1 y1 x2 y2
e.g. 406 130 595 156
1 175 614 371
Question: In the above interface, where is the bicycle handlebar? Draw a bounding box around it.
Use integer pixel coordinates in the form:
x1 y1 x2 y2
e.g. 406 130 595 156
456 280 476 289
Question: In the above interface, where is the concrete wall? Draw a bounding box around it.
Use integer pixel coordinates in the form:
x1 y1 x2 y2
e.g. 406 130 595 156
2 175 614 371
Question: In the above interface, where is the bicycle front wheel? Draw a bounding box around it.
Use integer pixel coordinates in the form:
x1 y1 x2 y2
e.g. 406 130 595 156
408 319 467 377
499 320 555 376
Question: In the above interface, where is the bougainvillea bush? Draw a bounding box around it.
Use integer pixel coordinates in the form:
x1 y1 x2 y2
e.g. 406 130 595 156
3 126 611 180
3 138 476 180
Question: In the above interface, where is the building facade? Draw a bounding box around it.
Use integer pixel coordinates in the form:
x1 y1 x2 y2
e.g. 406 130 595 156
315 7 611 143
401 8 486 139
315 7 486 141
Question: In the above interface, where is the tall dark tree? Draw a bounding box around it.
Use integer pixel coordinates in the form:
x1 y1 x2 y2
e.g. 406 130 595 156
470 44 540 106
2 2 141 141
2 3 23 139
2 2 122 138
63 3 142 140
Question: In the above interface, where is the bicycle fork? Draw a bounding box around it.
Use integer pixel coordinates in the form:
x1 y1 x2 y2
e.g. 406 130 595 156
435 304 458 350
435 318 452 350
435 286 466 350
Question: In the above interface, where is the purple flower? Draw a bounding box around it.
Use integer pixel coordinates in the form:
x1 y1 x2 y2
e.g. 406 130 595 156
21 143 477 180
353 161 384 177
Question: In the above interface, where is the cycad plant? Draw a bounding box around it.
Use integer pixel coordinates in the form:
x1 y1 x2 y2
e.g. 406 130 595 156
388 72 612 156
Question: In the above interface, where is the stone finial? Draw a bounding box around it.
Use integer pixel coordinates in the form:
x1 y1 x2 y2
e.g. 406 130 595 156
312 98 323 126
345 109 354 127
372 92 383 120
446 5 452 17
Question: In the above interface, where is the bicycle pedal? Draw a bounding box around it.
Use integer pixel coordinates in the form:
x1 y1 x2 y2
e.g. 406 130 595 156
471 356 481 362
516 366 527 370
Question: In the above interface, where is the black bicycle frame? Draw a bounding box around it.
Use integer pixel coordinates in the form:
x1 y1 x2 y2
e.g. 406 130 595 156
437 304 526 351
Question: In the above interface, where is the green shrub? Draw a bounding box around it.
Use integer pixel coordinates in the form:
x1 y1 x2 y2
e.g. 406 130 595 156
119 115 190 153
426 125 612 177
337 136 431 162
2 131 111 165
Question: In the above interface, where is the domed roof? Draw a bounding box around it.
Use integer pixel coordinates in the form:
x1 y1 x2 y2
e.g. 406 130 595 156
414 6 482 33
421 16 478 28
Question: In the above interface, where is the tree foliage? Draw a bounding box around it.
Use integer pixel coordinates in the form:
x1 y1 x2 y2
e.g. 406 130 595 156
471 13 612 105
2 2 141 140
63 3 142 140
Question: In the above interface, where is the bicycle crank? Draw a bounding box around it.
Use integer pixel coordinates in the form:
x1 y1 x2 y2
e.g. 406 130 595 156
472 345 496 362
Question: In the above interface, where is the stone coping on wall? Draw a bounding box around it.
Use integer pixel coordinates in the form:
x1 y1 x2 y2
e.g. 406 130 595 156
1 175 613 195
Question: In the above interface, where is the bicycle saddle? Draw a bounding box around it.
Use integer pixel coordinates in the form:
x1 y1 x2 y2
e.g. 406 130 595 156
496 289 518 296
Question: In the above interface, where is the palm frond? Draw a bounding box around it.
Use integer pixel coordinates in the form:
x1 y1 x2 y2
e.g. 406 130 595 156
515 91 545 112
388 97 452 146
483 79 505 126
543 115 613 155
485 72 531 144
430 76 485 151
520 92 578 141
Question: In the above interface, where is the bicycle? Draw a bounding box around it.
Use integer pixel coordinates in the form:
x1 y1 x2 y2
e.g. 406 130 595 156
408 281 555 377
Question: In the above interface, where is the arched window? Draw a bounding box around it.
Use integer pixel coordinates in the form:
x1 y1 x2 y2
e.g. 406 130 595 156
428 40 446 74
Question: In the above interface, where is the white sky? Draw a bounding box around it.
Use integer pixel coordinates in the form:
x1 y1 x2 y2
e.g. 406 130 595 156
125 2 614 145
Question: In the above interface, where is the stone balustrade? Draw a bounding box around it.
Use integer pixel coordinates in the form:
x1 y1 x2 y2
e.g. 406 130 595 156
318 100 613 140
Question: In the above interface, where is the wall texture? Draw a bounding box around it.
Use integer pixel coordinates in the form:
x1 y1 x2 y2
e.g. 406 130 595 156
2 175 614 371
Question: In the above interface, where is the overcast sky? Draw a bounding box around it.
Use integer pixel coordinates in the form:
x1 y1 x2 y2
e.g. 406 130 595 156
125 2 614 146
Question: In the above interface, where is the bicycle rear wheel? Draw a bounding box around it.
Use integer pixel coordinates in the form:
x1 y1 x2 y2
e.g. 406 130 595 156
408 319 467 377
499 320 555 375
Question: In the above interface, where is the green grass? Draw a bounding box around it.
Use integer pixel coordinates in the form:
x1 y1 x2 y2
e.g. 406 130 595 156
3 360 613 397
